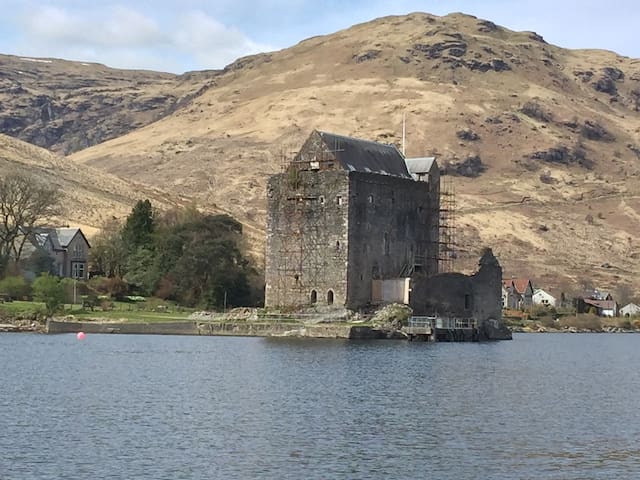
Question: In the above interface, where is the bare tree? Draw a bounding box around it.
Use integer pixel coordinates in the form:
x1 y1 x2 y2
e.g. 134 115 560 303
0 172 62 275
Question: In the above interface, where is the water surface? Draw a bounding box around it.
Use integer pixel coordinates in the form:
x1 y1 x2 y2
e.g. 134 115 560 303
1 333 639 479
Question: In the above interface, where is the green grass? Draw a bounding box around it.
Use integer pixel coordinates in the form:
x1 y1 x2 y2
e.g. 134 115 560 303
72 309 193 322
0 300 46 316
0 299 195 322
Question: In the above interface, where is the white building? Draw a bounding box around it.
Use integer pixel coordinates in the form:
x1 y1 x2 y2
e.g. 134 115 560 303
532 288 556 308
620 303 640 317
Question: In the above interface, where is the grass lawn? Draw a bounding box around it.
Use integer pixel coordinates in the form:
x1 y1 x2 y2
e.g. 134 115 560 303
72 309 193 322
0 300 195 322
0 300 46 316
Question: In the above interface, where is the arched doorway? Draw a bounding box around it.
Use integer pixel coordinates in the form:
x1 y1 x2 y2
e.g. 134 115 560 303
310 290 317 304
327 290 334 305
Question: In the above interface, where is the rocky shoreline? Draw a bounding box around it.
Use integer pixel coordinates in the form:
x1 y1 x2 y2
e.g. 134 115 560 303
0 319 44 333
511 325 639 334
2 316 637 336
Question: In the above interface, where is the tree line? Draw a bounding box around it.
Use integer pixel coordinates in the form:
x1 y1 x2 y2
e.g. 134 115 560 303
90 200 262 309
0 170 262 310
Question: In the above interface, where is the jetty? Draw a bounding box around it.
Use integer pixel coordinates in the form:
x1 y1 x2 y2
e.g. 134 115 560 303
404 316 479 342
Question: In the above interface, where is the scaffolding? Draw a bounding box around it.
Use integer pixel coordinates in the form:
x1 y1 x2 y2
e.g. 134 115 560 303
439 176 457 273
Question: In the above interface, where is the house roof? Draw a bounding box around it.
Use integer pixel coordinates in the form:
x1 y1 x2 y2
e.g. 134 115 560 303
533 288 555 298
54 228 81 248
511 279 532 294
584 298 616 310
317 131 412 179
405 157 436 179
621 302 640 310
31 227 90 250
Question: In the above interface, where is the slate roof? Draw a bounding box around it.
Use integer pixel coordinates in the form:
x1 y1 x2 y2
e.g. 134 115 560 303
54 228 81 248
30 227 88 251
317 131 411 179
405 157 436 179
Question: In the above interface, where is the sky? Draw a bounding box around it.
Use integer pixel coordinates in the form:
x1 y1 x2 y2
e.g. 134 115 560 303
0 0 638 73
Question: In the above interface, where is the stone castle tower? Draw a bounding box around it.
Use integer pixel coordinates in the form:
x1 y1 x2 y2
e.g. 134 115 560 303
265 130 440 310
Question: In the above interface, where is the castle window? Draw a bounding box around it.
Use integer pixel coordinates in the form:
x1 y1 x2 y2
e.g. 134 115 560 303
319 195 325 204
368 194 374 204
383 232 389 255
336 240 341 251
327 290 334 305
310 290 318 304
336 195 343 205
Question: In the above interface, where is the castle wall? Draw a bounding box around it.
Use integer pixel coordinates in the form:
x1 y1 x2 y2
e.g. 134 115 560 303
346 172 437 310
265 170 350 308
410 249 504 325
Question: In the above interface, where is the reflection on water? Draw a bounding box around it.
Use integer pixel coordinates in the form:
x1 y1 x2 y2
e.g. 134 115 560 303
1 333 639 479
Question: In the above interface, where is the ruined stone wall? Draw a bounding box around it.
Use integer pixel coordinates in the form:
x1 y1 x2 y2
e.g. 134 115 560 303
410 250 504 325
471 250 503 323
346 172 437 309
265 170 349 308
410 272 474 317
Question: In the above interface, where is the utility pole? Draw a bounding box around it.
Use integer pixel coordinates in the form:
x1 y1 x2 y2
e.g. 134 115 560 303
402 112 406 156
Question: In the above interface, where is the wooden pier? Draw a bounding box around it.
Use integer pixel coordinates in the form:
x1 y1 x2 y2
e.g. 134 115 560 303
404 316 479 342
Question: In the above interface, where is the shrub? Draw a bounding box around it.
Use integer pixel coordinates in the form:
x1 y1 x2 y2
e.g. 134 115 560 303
0 276 31 300
32 274 65 316
105 276 128 298
521 101 553 122
558 314 602 331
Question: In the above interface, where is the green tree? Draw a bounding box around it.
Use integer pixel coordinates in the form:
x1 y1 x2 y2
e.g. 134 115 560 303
161 215 255 308
125 247 162 296
22 248 55 277
89 218 127 277
32 273 65 316
122 200 155 252
0 275 31 300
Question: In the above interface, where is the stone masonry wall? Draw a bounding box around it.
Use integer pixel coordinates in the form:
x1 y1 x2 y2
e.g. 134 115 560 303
346 172 437 309
265 169 350 308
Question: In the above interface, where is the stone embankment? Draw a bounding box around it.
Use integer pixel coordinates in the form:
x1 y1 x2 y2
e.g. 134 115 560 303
45 319 394 339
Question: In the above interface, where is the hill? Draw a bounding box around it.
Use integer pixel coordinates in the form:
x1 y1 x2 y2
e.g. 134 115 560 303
0 133 183 235
0 54 218 154
6 12 640 295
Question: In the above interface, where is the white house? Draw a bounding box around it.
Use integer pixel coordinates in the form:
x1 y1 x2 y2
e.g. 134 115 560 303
532 288 556 308
620 303 640 317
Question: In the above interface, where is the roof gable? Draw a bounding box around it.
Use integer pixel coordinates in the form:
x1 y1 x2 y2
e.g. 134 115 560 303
405 157 437 180
512 279 533 294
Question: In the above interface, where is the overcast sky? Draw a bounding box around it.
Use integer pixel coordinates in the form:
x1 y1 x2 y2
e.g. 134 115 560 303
1 1 638 73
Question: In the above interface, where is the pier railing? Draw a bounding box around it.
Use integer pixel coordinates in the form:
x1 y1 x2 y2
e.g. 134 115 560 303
407 316 477 332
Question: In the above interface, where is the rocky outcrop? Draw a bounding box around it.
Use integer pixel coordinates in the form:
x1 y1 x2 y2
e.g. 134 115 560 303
479 318 513 340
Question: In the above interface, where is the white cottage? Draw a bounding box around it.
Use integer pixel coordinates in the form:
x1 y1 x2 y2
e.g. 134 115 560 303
620 303 640 317
533 288 556 308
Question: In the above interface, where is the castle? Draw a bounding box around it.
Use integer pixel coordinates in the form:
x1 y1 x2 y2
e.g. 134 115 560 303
265 130 439 310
